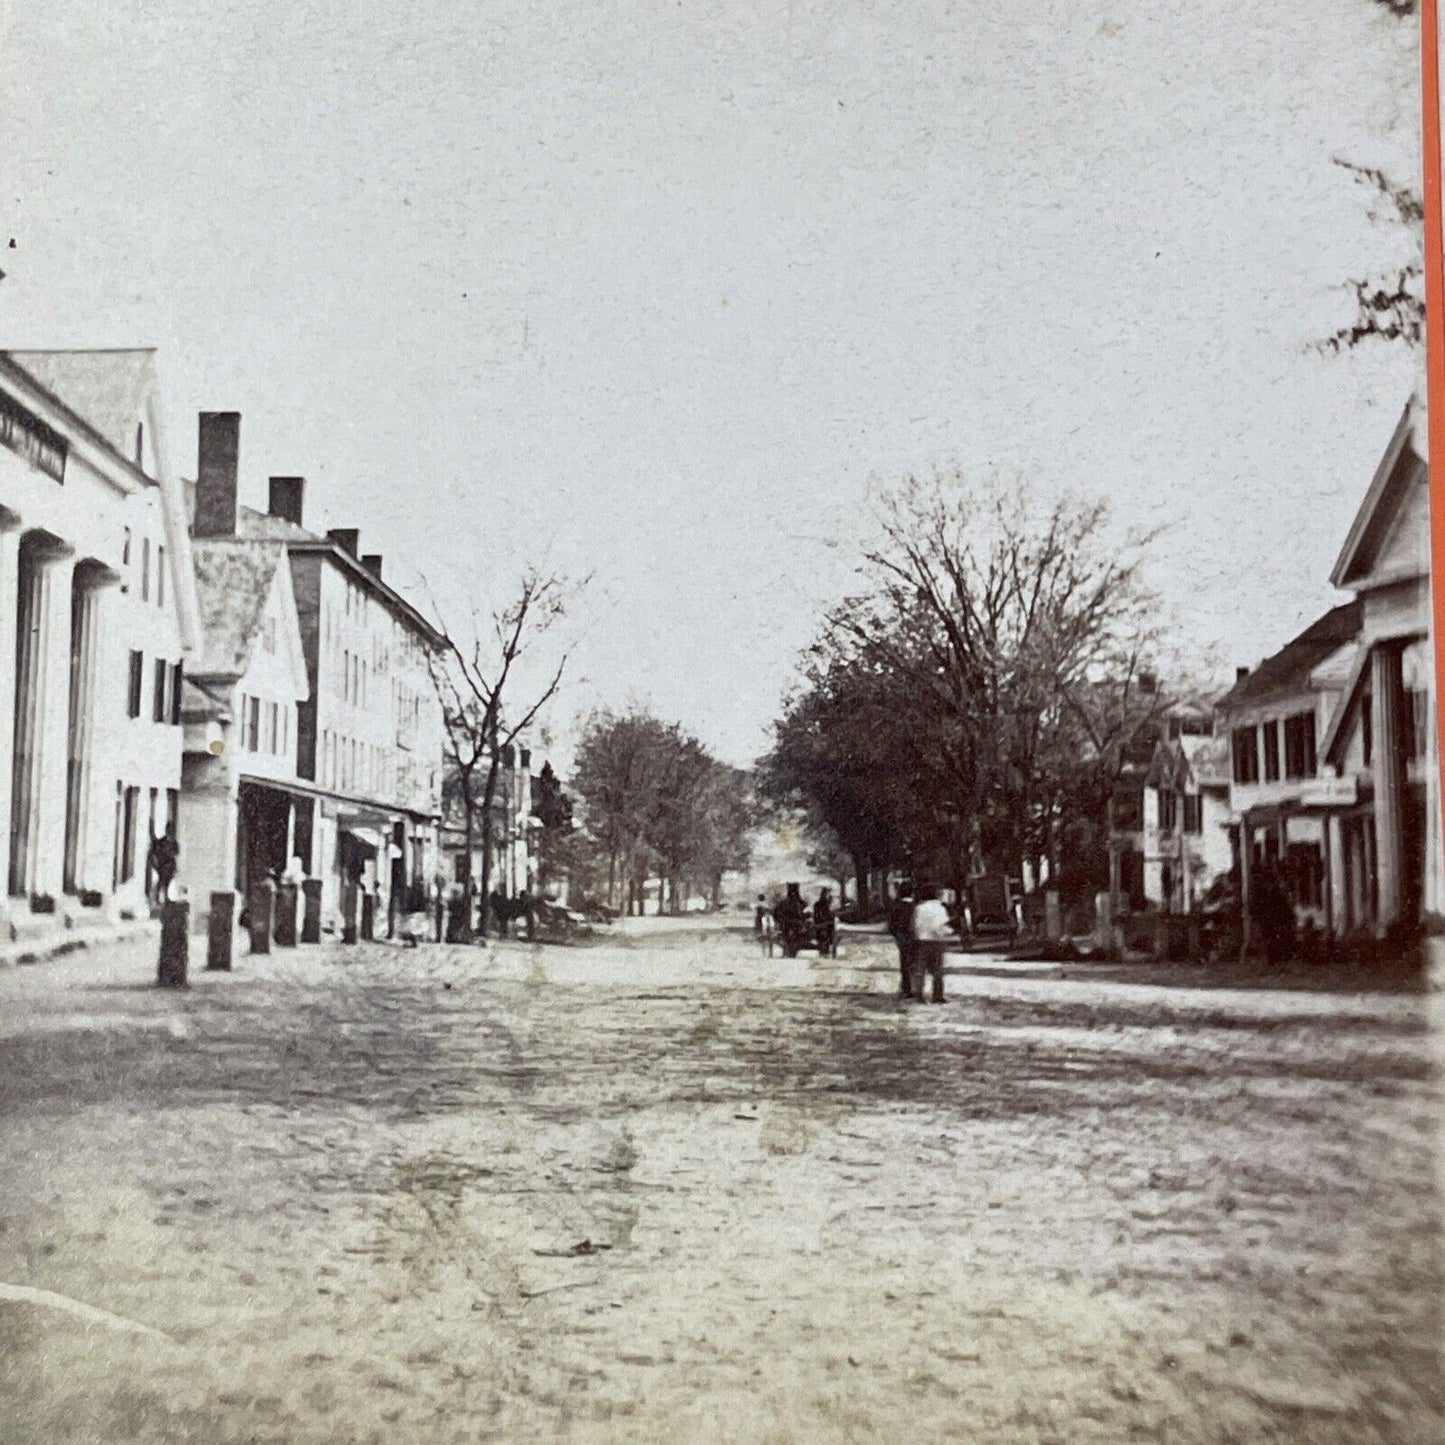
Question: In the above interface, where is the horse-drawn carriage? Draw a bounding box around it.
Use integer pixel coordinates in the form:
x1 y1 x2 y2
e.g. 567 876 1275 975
761 908 838 958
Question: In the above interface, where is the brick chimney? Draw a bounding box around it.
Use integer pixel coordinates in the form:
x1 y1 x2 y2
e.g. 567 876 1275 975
268 476 305 527
361 553 383 579
327 527 359 557
194 412 240 538
1235 666 1250 683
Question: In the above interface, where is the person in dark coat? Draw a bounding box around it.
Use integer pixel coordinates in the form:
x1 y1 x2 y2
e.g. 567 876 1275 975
887 883 916 998
148 831 179 906
812 888 836 957
773 883 806 928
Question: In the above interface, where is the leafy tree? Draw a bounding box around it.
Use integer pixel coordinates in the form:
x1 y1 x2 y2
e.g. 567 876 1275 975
769 473 1163 903
531 760 575 895
570 707 755 913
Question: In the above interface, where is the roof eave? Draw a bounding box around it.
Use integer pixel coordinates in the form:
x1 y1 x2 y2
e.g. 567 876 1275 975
0 354 156 494
286 539 445 646
1329 400 1422 590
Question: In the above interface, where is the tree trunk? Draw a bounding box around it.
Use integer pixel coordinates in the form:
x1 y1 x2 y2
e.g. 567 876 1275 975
478 764 500 939
460 779 476 944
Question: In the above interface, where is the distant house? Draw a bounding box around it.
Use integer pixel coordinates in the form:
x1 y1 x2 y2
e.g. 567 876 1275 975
1216 396 1441 943
439 743 540 908
1316 400 1441 936
180 506 310 957
1142 732 1232 912
1216 601 1361 932
1106 693 1217 911
183 412 446 945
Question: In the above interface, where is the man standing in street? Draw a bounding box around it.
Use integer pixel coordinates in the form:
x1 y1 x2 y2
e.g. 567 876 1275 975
910 884 951 1004
887 882 915 999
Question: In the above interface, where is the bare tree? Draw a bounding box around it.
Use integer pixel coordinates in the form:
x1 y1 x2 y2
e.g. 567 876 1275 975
806 473 1159 894
429 570 569 939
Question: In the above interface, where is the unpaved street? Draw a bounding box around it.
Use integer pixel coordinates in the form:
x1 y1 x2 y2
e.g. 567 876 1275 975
0 918 1440 1443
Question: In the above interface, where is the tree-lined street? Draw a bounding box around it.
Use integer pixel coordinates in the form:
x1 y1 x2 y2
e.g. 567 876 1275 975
0 922 1439 1443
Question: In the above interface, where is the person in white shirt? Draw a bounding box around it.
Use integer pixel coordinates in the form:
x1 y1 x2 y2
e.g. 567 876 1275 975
909 885 951 1003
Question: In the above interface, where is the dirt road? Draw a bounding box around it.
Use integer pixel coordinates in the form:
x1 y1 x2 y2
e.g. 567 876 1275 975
0 917 1439 1442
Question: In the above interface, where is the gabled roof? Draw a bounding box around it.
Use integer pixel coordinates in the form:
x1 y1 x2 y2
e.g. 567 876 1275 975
189 538 287 679
237 505 315 544
1330 398 1427 589
1218 600 1362 711
235 504 444 647
4 349 157 466
1147 733 1230 792
1180 733 1230 788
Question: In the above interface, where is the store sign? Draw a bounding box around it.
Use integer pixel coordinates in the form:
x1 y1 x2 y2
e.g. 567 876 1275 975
1300 774 1358 808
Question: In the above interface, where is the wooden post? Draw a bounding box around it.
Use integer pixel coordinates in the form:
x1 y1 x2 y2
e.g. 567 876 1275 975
157 897 189 988
1421 0 1445 821
1239 820 1253 960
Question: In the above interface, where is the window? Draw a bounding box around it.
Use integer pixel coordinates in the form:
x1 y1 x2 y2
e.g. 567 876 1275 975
156 545 166 609
113 784 123 887
1158 790 1177 831
1283 710 1317 780
240 694 261 752
1262 720 1280 782
266 701 279 753
152 658 167 723
1362 697 1374 768
127 651 144 718
1231 726 1259 785
1407 690 1430 764
166 787 179 840
121 529 132 593
170 662 183 725
141 537 150 602
120 785 139 883
1183 795 1203 836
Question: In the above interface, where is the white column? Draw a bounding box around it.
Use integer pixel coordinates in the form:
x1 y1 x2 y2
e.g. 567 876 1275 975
0 516 20 909
1372 646 1406 933
29 551 76 901
177 739 238 936
75 577 120 897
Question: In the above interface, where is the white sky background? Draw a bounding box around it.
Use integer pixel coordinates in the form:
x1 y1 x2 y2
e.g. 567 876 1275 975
0 0 1424 766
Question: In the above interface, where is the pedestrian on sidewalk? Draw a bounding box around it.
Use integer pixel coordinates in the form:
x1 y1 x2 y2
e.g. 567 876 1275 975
887 882 916 998
910 884 950 1004
147 829 179 908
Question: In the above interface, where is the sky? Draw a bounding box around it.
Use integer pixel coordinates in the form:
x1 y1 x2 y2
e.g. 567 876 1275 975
0 0 1425 766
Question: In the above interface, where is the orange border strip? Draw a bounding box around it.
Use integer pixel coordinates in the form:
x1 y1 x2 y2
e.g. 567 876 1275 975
1424 0 1445 809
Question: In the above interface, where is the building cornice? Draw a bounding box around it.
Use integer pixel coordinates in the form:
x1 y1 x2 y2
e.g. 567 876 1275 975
0 354 154 496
